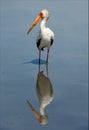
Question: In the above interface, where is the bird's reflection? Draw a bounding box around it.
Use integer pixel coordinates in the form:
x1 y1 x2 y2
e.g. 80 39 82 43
27 64 54 125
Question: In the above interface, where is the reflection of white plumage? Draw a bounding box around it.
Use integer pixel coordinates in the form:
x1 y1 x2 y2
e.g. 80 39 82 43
27 9 54 63
27 64 54 125
36 70 54 124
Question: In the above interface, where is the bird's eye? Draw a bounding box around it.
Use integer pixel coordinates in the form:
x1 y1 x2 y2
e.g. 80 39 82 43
39 12 44 18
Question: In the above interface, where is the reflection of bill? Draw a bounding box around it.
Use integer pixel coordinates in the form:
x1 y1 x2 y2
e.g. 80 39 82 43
27 64 54 125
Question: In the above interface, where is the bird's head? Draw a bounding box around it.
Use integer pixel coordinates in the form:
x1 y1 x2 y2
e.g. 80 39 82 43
40 9 50 20
27 9 50 34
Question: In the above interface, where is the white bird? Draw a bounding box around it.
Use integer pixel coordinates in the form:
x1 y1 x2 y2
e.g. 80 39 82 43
27 9 54 64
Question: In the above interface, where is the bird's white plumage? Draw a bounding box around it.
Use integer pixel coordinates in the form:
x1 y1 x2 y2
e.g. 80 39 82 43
27 9 54 63
36 28 54 50
38 9 54 50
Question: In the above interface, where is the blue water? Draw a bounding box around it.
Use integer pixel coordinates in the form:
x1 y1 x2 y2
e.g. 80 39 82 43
0 0 88 130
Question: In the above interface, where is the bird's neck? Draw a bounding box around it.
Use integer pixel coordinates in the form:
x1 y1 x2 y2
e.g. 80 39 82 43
40 19 47 30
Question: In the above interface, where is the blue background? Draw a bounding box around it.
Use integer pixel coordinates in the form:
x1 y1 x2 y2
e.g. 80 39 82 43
0 0 88 130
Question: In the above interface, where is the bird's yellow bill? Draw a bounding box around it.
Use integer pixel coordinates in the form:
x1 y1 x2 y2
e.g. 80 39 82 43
26 100 42 123
27 15 42 34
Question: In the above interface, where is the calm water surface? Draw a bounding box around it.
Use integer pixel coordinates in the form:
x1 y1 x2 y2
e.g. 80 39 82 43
0 0 88 130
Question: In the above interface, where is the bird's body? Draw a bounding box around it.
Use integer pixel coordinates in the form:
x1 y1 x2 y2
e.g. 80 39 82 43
36 28 54 50
27 9 54 63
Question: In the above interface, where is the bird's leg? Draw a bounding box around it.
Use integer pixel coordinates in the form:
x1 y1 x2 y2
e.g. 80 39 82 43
46 49 49 64
39 49 41 64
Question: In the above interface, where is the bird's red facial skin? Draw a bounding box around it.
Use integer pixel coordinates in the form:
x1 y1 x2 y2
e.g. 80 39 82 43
39 12 44 18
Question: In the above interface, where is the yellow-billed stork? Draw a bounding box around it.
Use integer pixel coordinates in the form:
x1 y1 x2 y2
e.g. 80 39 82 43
27 9 54 64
